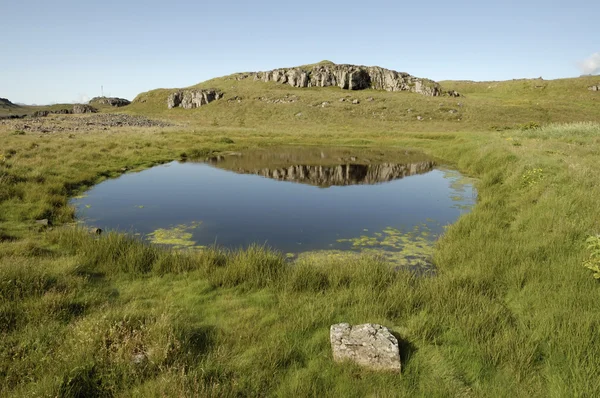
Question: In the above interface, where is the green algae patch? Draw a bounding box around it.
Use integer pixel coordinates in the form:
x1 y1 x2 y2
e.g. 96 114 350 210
147 221 202 249
334 224 438 268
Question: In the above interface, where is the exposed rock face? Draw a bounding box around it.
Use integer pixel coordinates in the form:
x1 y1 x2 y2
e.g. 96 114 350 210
209 160 435 187
89 97 131 107
168 89 223 109
32 105 97 117
589 84 600 91
237 63 457 97
72 104 98 114
330 323 401 372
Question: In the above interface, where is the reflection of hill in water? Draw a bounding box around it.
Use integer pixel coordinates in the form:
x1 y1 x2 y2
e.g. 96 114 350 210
206 148 435 186
229 162 436 187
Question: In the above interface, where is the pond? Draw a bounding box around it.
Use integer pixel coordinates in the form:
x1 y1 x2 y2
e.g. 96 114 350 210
71 147 476 268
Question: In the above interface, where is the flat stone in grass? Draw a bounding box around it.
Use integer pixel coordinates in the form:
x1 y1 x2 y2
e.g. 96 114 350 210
330 323 401 372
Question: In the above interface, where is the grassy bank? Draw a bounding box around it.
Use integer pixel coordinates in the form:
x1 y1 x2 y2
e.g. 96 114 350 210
2 119 600 396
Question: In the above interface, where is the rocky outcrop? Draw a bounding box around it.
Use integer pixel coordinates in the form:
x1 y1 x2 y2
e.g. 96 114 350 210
237 62 457 97
89 97 131 107
32 105 97 117
72 104 98 114
209 160 435 187
589 84 600 91
168 89 223 109
330 323 401 372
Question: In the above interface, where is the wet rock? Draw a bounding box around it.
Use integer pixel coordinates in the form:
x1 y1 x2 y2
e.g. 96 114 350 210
330 323 401 372
168 89 223 109
89 97 131 107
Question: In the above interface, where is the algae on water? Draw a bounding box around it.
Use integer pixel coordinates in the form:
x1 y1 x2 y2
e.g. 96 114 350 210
147 221 202 249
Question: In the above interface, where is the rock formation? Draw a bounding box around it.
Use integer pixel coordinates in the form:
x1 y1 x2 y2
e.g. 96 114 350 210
72 104 98 114
589 84 600 91
330 323 401 372
89 97 131 107
32 105 97 117
208 160 435 187
168 89 223 109
236 62 458 97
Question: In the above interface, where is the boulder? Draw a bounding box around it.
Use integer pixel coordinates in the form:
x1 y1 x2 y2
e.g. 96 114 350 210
330 323 401 372
589 85 600 91
72 104 98 114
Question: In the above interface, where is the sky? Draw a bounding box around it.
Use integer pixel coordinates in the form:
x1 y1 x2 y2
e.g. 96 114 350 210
1 0 599 104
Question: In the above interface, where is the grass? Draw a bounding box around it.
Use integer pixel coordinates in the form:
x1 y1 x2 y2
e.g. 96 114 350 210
1 70 600 396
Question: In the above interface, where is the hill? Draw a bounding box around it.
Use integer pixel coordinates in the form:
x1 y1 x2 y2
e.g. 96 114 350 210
128 62 600 132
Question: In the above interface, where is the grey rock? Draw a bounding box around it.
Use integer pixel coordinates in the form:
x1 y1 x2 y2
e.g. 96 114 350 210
448 109 458 114
321 101 330 108
35 219 49 226
248 62 458 97
589 85 600 91
352 99 360 104
417 116 423 121
89 227 103 235
89 97 131 107
367 97 374 102
295 112 303 117
72 104 98 114
339 98 346 102
168 89 223 109
330 323 401 372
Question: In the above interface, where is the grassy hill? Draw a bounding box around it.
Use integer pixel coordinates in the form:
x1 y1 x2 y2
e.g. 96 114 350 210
125 69 600 132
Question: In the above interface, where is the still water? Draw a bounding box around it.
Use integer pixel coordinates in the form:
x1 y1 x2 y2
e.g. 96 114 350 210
72 148 476 262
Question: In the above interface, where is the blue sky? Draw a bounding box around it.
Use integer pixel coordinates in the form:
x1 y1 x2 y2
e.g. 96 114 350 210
2 0 599 104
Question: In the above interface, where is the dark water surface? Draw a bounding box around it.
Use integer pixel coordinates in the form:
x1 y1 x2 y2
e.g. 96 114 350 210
72 148 476 258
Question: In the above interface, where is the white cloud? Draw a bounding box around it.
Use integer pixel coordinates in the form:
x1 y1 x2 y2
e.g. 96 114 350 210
74 93 90 104
579 52 600 75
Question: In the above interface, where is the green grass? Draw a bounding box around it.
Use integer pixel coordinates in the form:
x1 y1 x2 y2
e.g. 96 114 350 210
1 72 600 396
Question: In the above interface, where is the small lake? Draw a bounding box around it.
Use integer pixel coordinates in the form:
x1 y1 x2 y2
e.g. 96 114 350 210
72 147 476 267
